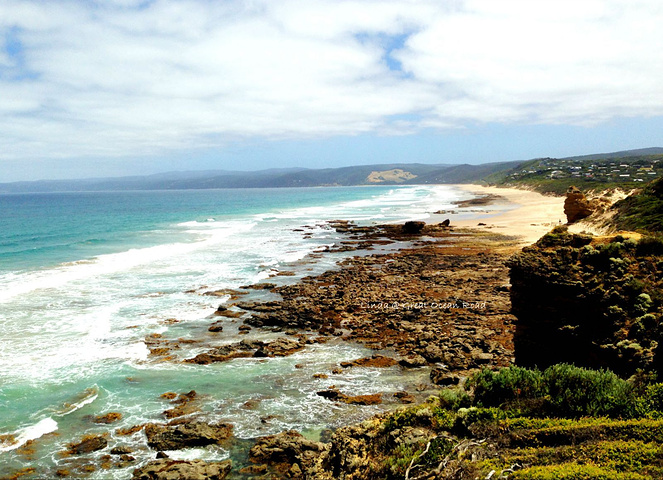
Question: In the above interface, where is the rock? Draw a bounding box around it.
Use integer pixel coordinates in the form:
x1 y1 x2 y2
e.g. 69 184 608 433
254 337 304 357
208 322 224 332
393 391 416 403
402 221 426 234
398 354 428 368
132 459 231 480
110 446 133 455
440 218 451 227
316 389 382 405
430 368 461 386
65 434 108 455
564 186 597 223
249 430 327 478
94 412 122 424
144 422 233 451
340 355 397 368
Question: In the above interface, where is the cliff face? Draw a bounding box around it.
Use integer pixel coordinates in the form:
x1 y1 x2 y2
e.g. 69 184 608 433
508 226 663 377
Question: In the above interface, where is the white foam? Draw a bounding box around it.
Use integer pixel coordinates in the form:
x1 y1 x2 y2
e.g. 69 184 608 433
53 386 99 416
0 417 58 452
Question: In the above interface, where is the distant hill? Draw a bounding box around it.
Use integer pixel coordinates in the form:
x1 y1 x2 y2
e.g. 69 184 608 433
1 148 661 193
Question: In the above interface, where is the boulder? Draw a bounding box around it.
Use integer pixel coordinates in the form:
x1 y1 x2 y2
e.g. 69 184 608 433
254 337 304 357
249 430 328 478
564 186 596 223
144 422 233 451
132 459 231 480
402 221 426 234
65 434 108 455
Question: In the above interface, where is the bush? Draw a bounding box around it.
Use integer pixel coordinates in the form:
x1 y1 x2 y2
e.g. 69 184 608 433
636 235 663 256
544 364 636 418
468 366 545 408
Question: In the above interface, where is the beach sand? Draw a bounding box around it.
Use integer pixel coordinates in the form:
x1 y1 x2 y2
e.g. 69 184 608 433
442 184 566 245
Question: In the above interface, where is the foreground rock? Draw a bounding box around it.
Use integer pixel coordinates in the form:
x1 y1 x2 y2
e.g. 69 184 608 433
132 458 231 480
248 430 328 478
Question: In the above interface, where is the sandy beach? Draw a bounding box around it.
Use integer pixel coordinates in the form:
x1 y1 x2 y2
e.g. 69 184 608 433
447 184 566 245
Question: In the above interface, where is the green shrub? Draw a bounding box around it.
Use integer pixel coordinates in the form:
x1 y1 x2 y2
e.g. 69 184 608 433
544 364 636 418
468 366 545 408
511 462 648 479
636 235 663 256
438 388 471 411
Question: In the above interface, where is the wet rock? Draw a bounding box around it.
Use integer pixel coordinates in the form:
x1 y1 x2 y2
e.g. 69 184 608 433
94 412 122 424
110 446 133 455
316 389 382 405
144 422 233 451
340 355 397 368
132 459 231 480
402 221 426 234
254 337 305 357
65 434 108 455
208 321 224 332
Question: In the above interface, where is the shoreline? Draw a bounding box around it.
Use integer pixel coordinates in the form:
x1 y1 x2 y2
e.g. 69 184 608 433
441 184 566 245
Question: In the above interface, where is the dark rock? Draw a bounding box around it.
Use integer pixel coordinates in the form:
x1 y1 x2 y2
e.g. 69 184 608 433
430 368 460 386
402 221 426 234
340 355 397 368
316 389 382 405
208 322 224 332
132 459 231 480
66 434 108 455
144 422 233 451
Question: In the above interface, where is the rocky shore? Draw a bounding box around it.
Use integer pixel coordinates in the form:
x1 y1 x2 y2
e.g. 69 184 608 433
112 218 523 480
13 206 532 480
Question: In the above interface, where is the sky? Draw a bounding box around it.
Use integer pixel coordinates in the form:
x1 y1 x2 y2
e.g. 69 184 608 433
2 0 663 182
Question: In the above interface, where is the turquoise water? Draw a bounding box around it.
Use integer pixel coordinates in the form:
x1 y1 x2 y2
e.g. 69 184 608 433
0 185 469 478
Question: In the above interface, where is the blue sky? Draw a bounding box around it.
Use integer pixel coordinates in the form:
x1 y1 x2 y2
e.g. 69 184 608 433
2 0 663 181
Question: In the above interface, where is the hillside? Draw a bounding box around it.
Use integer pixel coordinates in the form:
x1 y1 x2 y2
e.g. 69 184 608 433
2 147 662 193
611 177 663 232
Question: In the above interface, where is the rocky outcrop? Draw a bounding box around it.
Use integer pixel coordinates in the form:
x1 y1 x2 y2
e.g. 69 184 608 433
132 459 231 480
509 227 663 376
564 186 597 223
65 434 108 455
402 221 425 234
248 430 328 478
316 389 383 405
144 421 233 451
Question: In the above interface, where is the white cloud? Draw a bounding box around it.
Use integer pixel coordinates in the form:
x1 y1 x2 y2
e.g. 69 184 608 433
1 0 662 163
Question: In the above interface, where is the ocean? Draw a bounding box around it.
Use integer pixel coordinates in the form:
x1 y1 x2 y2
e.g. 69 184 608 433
0 185 479 478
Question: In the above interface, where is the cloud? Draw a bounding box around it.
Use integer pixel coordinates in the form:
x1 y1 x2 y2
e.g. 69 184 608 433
1 0 662 163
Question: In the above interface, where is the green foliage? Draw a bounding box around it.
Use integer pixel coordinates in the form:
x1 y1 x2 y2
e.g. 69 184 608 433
510 462 648 479
544 364 636 418
613 178 663 232
467 364 641 419
636 235 663 256
437 387 471 411
468 366 545 408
